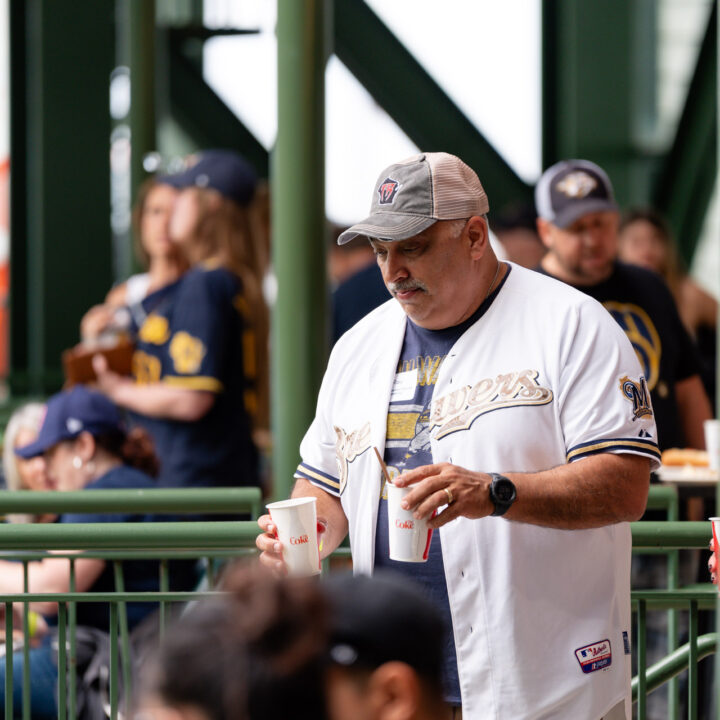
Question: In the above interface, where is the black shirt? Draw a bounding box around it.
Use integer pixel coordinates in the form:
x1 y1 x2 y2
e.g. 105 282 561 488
538 261 701 450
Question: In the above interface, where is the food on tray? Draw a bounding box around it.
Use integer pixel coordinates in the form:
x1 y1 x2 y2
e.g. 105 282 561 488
661 448 709 468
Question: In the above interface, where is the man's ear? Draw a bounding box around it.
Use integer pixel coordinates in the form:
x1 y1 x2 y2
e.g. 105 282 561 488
465 215 489 260
365 662 427 720
536 217 554 249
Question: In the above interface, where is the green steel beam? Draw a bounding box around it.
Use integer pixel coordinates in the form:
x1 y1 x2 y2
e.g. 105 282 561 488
333 0 530 210
272 0 328 500
542 0 655 203
9 0 115 395
653 2 717 267
165 29 269 177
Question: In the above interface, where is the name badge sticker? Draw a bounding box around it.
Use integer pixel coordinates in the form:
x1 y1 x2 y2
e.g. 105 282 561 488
575 639 612 674
390 369 418 402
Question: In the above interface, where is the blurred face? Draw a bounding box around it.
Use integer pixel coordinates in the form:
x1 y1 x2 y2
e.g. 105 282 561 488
325 668 372 720
618 219 668 274
168 188 205 254
44 440 84 492
539 210 619 285
370 218 488 330
14 428 51 491
141 184 178 259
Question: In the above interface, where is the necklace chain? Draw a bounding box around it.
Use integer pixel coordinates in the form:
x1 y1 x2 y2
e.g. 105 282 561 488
485 260 502 301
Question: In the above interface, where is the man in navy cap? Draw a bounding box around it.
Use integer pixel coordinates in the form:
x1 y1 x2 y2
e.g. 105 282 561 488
535 158 711 454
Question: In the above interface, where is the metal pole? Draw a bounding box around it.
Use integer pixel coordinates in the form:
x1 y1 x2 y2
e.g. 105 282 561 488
272 0 329 500
113 0 156 282
715 7 720 718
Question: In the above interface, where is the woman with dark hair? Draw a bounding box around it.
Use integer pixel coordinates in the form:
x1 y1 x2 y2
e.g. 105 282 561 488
618 207 717 339
0 386 189 718
94 150 268 492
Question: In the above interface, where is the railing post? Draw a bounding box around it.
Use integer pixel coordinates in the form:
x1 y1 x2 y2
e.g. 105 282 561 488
688 600 698 720
637 599 647 719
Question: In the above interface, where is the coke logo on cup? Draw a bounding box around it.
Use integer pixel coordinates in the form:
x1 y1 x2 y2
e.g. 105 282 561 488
290 534 309 545
395 519 414 530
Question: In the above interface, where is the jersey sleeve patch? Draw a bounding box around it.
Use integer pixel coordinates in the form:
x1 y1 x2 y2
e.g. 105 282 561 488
162 375 224 393
566 437 661 464
169 331 207 375
296 462 341 497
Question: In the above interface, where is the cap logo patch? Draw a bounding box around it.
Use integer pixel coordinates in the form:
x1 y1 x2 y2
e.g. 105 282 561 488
66 418 83 434
377 177 400 205
194 173 210 188
556 171 597 199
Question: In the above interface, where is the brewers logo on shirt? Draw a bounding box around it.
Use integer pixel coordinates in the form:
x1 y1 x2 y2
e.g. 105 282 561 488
138 314 170 345
619 375 653 420
169 332 206 374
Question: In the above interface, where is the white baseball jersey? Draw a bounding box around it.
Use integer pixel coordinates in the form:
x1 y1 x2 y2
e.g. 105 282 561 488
296 264 660 719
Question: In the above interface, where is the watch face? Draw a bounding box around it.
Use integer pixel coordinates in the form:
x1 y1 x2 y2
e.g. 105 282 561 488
494 478 516 503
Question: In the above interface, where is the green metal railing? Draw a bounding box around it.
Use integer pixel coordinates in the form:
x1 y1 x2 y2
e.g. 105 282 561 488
0 487 263 519
0 493 716 719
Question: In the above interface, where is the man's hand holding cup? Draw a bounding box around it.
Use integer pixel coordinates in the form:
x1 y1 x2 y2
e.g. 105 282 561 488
257 497 326 576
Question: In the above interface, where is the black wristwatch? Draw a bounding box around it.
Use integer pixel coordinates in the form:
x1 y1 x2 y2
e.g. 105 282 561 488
489 473 516 517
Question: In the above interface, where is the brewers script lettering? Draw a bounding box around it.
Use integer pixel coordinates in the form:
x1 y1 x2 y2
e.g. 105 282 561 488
430 370 553 439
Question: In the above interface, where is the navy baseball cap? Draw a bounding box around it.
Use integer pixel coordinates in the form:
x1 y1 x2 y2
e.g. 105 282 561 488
15 386 124 459
160 150 258 208
323 571 445 683
535 159 618 229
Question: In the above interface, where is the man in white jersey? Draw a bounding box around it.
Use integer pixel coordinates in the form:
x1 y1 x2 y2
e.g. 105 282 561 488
257 152 660 720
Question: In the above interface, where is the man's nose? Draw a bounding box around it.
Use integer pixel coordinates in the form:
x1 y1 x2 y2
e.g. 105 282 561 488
382 249 408 282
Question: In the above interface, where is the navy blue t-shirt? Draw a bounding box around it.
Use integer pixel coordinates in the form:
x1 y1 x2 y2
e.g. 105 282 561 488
60 465 196 630
374 267 510 704
130 264 259 490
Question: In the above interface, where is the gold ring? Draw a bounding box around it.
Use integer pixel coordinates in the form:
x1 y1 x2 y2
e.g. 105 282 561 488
443 487 454 505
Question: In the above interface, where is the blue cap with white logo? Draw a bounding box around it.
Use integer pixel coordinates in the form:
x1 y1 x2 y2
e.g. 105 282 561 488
15 386 124 459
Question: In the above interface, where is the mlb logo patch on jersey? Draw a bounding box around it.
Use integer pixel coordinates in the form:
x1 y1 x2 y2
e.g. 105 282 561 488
377 177 400 205
575 639 612 674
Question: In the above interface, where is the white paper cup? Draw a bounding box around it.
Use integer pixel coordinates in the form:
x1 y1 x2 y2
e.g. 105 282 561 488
710 517 720 553
704 419 720 471
387 483 434 562
266 497 321 576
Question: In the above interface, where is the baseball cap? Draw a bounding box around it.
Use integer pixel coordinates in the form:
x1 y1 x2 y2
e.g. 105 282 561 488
337 152 490 245
160 149 258 208
15 386 124 459
323 571 445 682
535 159 618 229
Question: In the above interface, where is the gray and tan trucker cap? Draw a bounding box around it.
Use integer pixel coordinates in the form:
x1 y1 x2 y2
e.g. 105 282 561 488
337 152 490 244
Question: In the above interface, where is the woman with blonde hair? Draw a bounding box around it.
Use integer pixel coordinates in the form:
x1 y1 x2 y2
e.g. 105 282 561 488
94 150 268 494
2 402 55 523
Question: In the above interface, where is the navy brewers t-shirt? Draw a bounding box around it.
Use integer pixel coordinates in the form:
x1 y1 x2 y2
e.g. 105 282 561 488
374 267 510 705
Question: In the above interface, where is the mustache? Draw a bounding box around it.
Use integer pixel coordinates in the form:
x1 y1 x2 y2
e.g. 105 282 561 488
387 279 428 295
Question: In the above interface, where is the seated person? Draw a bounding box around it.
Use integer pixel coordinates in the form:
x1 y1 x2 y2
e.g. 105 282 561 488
0 386 194 719
2 402 55 524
